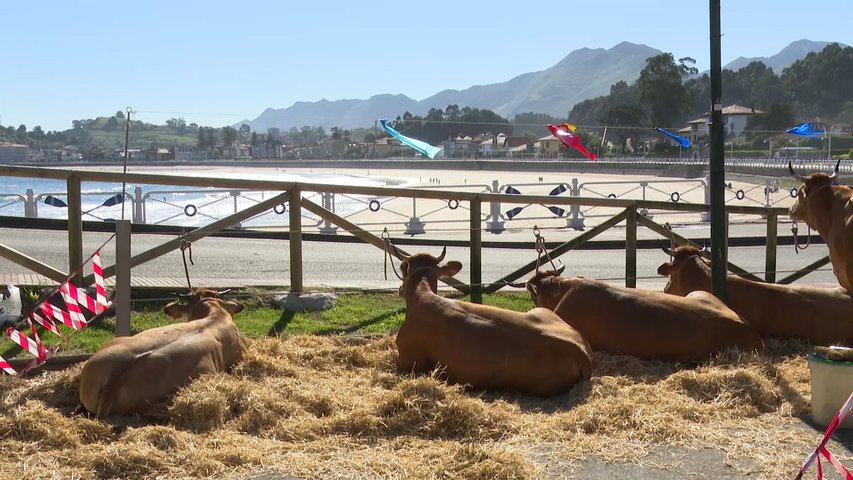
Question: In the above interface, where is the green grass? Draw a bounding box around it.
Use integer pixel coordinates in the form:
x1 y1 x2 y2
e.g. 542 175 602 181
0 291 535 359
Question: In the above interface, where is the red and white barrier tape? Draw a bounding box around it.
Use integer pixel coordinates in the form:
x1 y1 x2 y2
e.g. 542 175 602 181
0 250 109 376
795 391 853 480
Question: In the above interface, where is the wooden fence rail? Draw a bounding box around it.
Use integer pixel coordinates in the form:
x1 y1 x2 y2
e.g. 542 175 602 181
0 166 831 328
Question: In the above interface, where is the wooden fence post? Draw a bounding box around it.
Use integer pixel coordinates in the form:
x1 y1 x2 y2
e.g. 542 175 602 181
625 206 637 288
289 186 303 293
470 197 482 303
115 220 131 336
67 174 83 286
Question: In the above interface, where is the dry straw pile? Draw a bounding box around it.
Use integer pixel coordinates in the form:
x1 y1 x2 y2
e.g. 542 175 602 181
0 335 848 479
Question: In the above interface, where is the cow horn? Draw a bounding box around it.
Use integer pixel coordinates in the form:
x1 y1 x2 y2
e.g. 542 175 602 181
789 160 807 182
555 259 566 275
829 159 840 181
660 246 677 257
435 246 447 263
392 244 410 261
699 244 708 253
217 288 231 296
503 279 527 288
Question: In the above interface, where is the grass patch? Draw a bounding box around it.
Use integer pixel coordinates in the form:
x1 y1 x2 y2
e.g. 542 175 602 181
0 290 533 357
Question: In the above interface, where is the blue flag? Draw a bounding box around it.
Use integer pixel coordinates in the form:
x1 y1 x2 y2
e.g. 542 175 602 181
379 118 441 159
786 122 824 139
654 127 691 149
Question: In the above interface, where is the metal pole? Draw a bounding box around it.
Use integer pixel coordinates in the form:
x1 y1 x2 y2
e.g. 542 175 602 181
765 211 778 283
625 207 637 288
469 198 482 303
709 0 727 300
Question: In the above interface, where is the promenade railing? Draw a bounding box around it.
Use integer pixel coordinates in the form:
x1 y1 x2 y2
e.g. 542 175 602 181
0 164 830 335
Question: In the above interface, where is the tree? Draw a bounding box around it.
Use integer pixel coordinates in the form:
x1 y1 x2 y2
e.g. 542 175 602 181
105 116 119 132
744 104 795 137
782 43 853 118
222 126 238 145
115 110 125 120
239 123 251 139
636 53 691 128
31 126 45 141
600 105 646 152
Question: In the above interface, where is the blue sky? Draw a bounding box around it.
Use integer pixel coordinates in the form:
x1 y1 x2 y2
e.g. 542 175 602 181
3 0 851 132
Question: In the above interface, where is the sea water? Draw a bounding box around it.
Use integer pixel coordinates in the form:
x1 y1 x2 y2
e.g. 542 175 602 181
0 169 414 228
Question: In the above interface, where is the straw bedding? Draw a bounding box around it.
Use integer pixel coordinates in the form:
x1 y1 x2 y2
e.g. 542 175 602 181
0 335 847 479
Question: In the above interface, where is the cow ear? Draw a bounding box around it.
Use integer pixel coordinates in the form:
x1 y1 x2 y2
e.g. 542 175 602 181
527 283 538 297
163 302 189 319
400 260 409 277
222 300 244 316
439 261 462 278
657 263 672 276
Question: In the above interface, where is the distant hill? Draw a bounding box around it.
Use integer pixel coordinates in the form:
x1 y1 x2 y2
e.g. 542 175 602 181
240 39 842 132
722 39 846 72
240 42 661 132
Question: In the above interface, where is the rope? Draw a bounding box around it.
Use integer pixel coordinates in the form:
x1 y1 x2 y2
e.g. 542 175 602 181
533 225 558 272
382 227 404 281
180 239 194 291
792 221 811 253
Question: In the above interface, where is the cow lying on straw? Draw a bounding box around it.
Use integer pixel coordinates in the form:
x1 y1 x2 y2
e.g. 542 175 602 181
78 289 247 419
658 245 853 345
394 247 592 396
513 263 763 362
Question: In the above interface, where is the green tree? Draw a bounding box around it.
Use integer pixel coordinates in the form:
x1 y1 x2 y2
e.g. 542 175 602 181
222 126 238 145
636 53 691 128
600 105 646 152
239 123 251 139
105 116 119 132
782 43 853 118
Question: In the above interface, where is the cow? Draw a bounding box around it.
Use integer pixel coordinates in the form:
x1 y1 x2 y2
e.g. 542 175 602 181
394 247 592 397
657 245 853 346
788 159 853 292
515 264 763 362
78 289 247 419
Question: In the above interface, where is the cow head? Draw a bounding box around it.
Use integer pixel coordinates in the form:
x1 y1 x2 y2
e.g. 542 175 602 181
657 246 710 295
395 246 462 296
163 289 244 320
522 264 566 310
789 159 839 229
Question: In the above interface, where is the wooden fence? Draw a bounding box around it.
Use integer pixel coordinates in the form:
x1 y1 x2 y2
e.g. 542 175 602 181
0 165 829 336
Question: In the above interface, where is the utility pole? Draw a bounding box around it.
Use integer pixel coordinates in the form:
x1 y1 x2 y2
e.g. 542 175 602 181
709 0 727 301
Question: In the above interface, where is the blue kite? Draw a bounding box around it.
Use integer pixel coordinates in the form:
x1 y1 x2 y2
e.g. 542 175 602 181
379 118 441 159
786 122 824 139
654 127 691 149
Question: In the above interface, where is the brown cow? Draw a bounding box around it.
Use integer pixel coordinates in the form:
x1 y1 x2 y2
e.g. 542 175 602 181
78 289 247 419
518 266 763 362
788 159 853 292
395 247 592 396
658 246 853 346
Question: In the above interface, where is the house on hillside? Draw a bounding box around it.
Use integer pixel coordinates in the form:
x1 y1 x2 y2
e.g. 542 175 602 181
144 147 175 161
443 135 474 158
683 104 764 144
535 134 562 157
370 137 401 157
0 142 28 163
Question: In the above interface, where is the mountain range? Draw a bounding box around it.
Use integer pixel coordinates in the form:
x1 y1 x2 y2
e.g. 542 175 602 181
238 40 840 133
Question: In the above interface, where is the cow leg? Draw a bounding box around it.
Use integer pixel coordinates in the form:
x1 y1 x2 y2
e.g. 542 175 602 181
96 381 120 420
396 348 433 375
